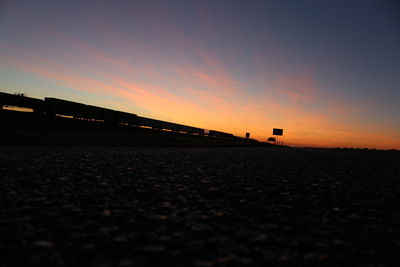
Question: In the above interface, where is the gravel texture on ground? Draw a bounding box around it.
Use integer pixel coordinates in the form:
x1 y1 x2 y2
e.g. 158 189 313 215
0 146 399 266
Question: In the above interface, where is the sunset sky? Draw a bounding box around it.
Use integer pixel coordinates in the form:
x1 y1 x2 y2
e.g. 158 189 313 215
1 0 399 149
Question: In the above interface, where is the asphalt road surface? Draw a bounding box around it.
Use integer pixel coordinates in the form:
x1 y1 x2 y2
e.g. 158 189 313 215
1 146 399 266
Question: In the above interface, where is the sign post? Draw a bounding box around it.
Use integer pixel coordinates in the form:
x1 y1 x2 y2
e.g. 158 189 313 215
272 128 283 145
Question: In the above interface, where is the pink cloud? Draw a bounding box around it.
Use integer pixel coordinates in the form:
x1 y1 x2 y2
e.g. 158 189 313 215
2 9 398 150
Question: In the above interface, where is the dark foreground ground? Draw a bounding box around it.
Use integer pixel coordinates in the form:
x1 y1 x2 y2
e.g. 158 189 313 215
0 146 399 266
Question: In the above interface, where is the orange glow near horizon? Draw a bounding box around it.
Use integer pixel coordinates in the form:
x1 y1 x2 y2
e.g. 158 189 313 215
2 49 400 150
1 3 399 150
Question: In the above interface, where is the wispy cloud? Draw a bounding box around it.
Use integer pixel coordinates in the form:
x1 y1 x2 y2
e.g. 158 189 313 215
1 6 399 150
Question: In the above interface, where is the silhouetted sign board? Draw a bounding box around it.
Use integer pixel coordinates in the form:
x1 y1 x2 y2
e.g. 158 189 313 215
273 128 283 136
245 132 250 138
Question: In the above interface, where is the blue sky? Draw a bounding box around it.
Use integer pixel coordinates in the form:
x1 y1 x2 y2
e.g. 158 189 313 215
1 0 399 148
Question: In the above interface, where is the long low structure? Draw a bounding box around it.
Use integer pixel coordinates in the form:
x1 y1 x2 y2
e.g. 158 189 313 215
0 91 247 141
